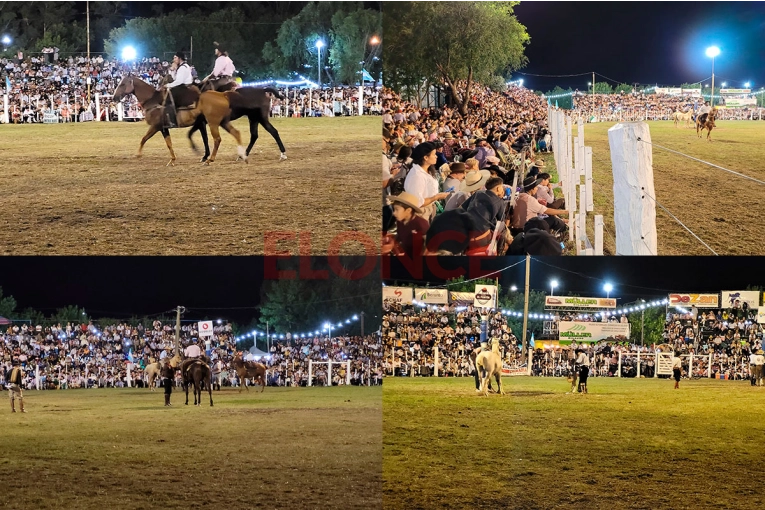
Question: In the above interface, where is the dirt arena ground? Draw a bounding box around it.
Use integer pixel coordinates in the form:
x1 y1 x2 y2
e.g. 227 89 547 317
541 120 765 255
384 377 765 509
0 116 378 255
0 385 381 509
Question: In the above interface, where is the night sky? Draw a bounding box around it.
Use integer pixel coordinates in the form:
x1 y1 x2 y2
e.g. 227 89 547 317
513 2 765 92
385 257 765 305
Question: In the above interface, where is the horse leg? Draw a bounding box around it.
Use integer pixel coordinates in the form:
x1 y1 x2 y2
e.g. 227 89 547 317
260 375 265 393
199 119 210 162
220 120 247 163
258 114 287 160
137 124 160 158
206 123 223 165
244 114 259 158
185 380 189 405
208 373 214 406
161 128 176 167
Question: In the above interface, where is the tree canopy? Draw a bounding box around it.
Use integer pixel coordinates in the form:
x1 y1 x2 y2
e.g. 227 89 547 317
383 1 529 114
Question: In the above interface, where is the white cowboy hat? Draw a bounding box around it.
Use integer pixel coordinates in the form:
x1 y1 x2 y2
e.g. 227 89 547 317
461 170 491 192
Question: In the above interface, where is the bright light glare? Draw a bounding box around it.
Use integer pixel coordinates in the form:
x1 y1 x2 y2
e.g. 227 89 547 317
550 280 559 288
315 40 324 49
122 46 137 60
705 46 720 58
603 283 613 293
1 36 10 45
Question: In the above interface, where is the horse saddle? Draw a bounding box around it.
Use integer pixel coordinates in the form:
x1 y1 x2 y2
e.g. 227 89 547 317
169 85 200 110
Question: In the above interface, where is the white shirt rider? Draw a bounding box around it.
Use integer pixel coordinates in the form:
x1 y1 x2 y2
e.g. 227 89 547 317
184 344 202 358
698 104 711 115
167 59 193 88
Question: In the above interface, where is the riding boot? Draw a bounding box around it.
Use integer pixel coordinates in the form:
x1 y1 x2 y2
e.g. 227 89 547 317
164 394 170 406
19 399 25 413
11 400 15 413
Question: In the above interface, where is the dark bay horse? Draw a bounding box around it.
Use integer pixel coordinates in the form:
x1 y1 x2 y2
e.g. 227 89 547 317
112 75 248 166
191 79 287 162
696 107 717 141
232 352 267 392
184 359 214 406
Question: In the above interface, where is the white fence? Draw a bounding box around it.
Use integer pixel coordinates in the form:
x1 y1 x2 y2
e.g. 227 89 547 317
307 359 352 387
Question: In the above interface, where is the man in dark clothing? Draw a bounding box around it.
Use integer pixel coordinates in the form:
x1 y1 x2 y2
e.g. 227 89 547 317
6 359 25 413
508 217 563 255
161 360 175 407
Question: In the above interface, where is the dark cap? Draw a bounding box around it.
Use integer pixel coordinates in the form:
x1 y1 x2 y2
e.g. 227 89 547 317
411 142 437 162
523 176 542 192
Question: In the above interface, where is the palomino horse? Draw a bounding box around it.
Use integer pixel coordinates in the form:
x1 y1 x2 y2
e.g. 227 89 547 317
696 107 718 141
231 352 267 392
184 359 214 406
144 361 162 391
672 109 693 128
112 75 248 166
190 79 287 163
475 339 504 397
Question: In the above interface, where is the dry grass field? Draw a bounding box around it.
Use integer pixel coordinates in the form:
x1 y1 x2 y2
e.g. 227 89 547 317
0 385 381 509
0 116 378 255
384 376 765 509
540 120 765 255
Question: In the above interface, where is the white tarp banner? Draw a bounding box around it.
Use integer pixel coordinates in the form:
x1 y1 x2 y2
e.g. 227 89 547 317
198 321 214 338
720 291 760 309
758 309 765 324
383 286 414 305
414 288 448 305
473 285 497 309
558 321 630 342
668 293 719 308
545 296 617 309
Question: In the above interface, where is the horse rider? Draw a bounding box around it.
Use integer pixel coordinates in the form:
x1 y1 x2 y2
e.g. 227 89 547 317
6 359 26 413
163 50 193 128
697 101 712 126
161 358 175 406
181 339 205 380
204 42 236 91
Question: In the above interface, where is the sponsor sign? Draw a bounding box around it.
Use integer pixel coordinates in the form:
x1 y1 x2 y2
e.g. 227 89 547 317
720 89 751 95
724 98 757 108
198 321 214 338
449 292 475 304
721 291 760 310
501 364 528 377
655 87 682 95
545 296 617 309
758 309 765 324
557 321 630 342
681 88 702 97
383 286 413 305
414 288 448 305
473 285 497 309
668 293 719 308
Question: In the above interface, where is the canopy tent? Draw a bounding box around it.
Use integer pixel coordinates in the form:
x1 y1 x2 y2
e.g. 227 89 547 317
246 345 271 361
0 316 11 325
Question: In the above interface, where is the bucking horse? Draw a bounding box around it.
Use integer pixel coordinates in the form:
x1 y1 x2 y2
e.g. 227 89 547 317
231 352 267 393
696 107 718 141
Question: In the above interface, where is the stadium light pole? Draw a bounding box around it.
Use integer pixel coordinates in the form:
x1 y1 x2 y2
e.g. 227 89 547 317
315 40 324 88
705 46 720 107
550 279 558 297
510 285 518 292
603 283 613 299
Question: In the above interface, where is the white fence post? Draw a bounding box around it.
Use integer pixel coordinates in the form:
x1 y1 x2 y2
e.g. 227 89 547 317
708 354 712 378
637 350 641 377
95 94 101 121
308 360 313 387
117 102 124 121
346 360 351 385
689 352 694 377
585 147 594 212
358 85 364 116
607 122 658 255
618 351 622 378
594 215 604 255
327 360 332 387
2 94 8 124
434 346 439 377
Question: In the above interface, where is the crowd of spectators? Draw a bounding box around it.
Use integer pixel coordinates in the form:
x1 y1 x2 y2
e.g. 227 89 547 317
382 299 765 382
1 52 380 124
572 91 765 122
382 83 567 258
0 320 382 390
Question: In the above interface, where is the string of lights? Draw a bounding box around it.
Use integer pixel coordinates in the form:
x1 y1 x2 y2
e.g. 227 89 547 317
234 312 361 343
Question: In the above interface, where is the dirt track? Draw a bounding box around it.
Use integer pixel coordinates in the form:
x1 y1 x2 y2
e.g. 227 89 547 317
0 116 378 255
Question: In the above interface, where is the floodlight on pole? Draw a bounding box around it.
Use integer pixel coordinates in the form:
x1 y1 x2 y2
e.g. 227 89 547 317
315 39 324 87
603 283 613 299
745 82 751 88
550 279 558 297
510 285 518 292
1 35 10 46
705 46 720 107
721 82 727 88
121 46 137 61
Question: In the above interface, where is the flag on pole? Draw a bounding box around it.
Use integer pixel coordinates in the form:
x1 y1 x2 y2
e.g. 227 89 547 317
5 75 10 91
127 349 134 363
530 332 535 349
555 100 559 108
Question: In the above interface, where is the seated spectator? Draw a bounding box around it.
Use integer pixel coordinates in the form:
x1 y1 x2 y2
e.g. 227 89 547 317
386 192 429 256
511 176 569 234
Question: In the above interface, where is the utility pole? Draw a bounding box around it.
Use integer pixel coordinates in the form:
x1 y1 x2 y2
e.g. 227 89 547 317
266 320 269 352
592 71 595 98
640 299 645 346
86 0 91 104
360 311 365 337
521 255 531 361
174 306 185 356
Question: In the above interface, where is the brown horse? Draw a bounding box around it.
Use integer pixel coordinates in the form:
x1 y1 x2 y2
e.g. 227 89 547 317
696 107 717 141
232 352 267 393
184 359 214 406
112 75 248 166
192 79 287 162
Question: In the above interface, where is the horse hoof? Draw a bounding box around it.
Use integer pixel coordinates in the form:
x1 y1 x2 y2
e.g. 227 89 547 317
204 161 211 166
279 153 287 161
167 160 175 167
135 154 142 159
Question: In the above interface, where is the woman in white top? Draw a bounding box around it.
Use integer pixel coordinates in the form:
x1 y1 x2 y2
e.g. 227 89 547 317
403 142 449 222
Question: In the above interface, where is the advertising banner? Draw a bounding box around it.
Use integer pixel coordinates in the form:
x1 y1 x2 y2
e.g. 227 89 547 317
681 88 702 97
198 321 214 338
724 98 757 108
473 285 497 309
655 87 682 95
557 321 630 342
758 309 765 324
383 286 414 305
721 89 751 95
414 288 448 305
720 291 760 309
668 293 719 308
545 296 617 309
449 292 475 304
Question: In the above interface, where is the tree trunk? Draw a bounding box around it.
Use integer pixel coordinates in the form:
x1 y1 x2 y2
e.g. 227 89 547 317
458 66 473 116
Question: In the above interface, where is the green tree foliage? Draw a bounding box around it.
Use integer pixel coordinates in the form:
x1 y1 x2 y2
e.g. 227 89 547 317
627 304 665 346
328 9 381 84
383 1 529 115
0 287 17 319
592 82 612 94
614 83 633 94
53 305 88 325
544 86 573 109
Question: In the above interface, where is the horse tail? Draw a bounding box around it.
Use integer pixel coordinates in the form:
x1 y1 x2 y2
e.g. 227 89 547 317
263 87 284 100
